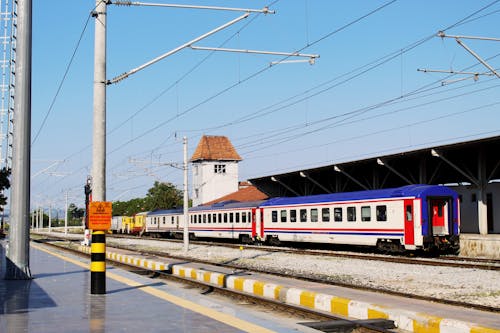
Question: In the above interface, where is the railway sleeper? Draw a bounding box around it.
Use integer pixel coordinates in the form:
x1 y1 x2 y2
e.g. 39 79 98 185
299 318 396 333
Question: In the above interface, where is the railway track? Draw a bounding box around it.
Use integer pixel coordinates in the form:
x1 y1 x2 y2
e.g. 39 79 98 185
33 237 397 333
108 233 500 271
33 233 500 314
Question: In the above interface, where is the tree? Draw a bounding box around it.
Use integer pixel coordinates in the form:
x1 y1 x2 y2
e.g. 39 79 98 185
144 181 183 211
0 167 10 211
68 203 84 219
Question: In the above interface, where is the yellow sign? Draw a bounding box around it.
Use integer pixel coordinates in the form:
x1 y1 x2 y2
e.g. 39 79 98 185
89 201 112 230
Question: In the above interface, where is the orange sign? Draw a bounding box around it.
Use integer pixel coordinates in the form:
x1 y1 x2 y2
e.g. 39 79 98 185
89 201 112 230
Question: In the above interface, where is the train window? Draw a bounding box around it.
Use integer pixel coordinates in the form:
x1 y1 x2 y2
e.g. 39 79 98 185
334 208 342 222
218 213 222 223
300 209 307 222
361 206 371 222
248 212 252 223
192 215 196 224
347 207 356 222
223 213 228 223
280 210 287 223
208 214 212 223
213 213 217 223
311 209 318 222
235 212 240 223
406 205 413 221
242 212 247 223
229 213 234 223
272 211 278 223
163 216 166 224
203 214 206 223
322 208 330 222
171 216 175 224
376 206 387 221
290 210 297 222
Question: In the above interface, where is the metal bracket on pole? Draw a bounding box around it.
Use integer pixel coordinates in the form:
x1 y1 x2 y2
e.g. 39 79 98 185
189 46 319 65
421 31 500 83
110 1 275 14
107 13 250 84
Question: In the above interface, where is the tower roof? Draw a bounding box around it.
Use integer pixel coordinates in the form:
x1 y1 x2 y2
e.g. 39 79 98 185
191 135 242 162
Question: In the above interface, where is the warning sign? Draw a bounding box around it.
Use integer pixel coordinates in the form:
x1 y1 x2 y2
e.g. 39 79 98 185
89 201 112 230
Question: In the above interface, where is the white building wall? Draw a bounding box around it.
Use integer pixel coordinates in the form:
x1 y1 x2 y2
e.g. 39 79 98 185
192 161 239 207
452 182 500 234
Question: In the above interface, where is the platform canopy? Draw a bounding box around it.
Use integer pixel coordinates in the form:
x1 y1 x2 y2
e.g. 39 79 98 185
249 135 500 197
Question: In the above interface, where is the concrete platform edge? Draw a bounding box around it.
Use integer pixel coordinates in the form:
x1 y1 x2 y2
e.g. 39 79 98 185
77 245 499 333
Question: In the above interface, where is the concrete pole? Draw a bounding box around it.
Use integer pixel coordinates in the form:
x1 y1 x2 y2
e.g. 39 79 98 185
91 0 107 295
64 191 68 235
38 207 42 230
48 203 52 233
5 0 32 279
91 0 107 202
183 137 189 252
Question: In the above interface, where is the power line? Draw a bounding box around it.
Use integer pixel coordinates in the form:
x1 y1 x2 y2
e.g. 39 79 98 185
31 6 96 146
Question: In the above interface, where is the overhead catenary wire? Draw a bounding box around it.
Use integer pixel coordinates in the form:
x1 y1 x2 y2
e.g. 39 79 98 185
31 4 97 146
32 0 500 205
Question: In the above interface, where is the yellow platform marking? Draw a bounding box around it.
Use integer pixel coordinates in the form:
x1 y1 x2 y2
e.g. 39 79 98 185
31 243 275 333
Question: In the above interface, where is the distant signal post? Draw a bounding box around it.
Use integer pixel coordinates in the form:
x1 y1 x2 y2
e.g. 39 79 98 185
89 201 112 294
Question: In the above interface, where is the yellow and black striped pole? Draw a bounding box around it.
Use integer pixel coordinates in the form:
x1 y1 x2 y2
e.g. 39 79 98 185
91 231 106 294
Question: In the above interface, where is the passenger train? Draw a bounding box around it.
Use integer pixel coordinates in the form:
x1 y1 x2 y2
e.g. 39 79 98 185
112 185 460 254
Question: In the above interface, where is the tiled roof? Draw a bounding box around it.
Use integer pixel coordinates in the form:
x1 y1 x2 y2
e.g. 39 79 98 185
190 135 242 162
202 185 268 206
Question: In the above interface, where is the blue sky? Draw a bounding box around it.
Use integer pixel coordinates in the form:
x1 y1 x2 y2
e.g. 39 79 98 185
28 0 500 209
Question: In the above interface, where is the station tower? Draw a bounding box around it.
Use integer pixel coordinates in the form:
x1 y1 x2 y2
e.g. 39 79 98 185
190 135 241 207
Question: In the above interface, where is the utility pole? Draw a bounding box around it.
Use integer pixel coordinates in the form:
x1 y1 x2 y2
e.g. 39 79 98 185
183 136 189 252
90 0 107 295
6 0 32 279
64 190 68 235
92 0 106 202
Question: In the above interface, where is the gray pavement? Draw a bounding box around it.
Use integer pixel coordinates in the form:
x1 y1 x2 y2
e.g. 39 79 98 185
0 241 314 333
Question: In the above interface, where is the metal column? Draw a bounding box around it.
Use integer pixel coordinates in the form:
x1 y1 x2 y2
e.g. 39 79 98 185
5 0 31 279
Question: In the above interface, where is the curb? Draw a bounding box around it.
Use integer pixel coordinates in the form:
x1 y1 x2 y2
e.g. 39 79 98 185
79 245 499 333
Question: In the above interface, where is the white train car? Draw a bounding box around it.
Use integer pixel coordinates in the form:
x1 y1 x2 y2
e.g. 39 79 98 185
188 201 264 243
145 209 184 238
259 185 460 253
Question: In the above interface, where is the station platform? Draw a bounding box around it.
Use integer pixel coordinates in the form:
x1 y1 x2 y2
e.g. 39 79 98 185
0 241 315 333
79 242 500 333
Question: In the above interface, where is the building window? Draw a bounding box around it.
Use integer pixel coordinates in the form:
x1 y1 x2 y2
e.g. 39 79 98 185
214 164 226 174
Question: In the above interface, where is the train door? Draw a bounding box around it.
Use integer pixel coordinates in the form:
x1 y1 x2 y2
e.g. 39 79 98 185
404 199 414 246
252 208 264 241
430 199 449 235
251 208 257 238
